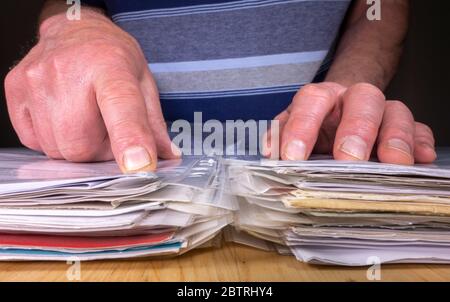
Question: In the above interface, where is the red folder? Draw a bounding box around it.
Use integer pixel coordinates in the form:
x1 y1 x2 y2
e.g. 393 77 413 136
0 232 175 250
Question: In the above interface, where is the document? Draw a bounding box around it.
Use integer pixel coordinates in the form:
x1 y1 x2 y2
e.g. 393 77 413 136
0 148 232 260
3 147 450 265
227 148 450 265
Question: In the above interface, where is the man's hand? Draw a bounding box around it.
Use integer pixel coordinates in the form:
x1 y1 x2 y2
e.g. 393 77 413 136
265 82 436 165
263 1 436 165
4 8 180 172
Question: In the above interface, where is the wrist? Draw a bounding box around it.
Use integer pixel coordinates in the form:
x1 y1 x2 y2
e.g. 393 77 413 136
324 62 386 90
39 6 109 39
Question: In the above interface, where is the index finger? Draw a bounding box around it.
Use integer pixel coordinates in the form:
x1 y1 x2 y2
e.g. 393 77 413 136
95 70 157 173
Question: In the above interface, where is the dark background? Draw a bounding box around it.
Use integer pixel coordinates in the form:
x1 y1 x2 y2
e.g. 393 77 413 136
1 0 449 147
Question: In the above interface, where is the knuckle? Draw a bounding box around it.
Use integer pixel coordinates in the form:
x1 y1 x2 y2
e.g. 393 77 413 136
416 122 434 135
289 111 322 131
4 70 20 101
415 135 435 146
112 118 147 135
109 120 149 146
4 68 19 89
76 41 135 72
108 44 129 61
23 62 47 84
351 82 382 94
97 80 140 106
54 118 105 162
103 42 140 66
348 82 385 102
383 114 414 132
299 84 334 101
386 100 408 111
49 53 70 74
345 115 380 135
415 125 435 145
285 116 319 140
125 35 141 52
58 138 99 162
386 100 413 117
382 127 414 143
388 120 415 137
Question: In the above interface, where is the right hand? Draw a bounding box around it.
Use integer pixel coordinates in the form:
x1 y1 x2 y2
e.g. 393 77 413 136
4 10 180 172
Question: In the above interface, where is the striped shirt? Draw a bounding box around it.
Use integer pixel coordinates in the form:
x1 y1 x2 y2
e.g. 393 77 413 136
82 0 351 122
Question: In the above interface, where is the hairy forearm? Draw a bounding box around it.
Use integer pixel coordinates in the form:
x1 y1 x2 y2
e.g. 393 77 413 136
325 0 409 90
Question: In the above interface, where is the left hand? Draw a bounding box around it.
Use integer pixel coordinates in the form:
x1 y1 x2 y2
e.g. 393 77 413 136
264 82 436 165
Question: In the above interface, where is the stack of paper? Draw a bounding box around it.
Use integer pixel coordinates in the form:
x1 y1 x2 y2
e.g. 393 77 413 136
227 150 450 266
0 149 235 261
4 146 450 266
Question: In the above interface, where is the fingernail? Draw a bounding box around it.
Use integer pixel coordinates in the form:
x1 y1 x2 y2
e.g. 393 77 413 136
387 138 412 156
123 146 152 172
285 140 307 161
339 135 367 160
171 142 182 157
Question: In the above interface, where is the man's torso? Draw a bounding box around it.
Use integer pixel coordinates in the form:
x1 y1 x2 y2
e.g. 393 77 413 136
83 0 351 121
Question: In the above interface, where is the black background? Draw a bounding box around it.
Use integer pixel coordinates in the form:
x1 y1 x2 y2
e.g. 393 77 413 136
1 0 449 147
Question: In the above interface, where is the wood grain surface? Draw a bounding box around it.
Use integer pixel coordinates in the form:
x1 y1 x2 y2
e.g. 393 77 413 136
0 243 449 281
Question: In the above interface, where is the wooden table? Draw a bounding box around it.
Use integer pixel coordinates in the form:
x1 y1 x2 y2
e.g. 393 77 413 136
0 242 449 281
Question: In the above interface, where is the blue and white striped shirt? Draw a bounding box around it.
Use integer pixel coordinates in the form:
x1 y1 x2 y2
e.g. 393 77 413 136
82 0 351 121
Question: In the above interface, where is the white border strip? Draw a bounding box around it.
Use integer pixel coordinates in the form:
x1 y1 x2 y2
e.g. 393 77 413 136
149 51 327 73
